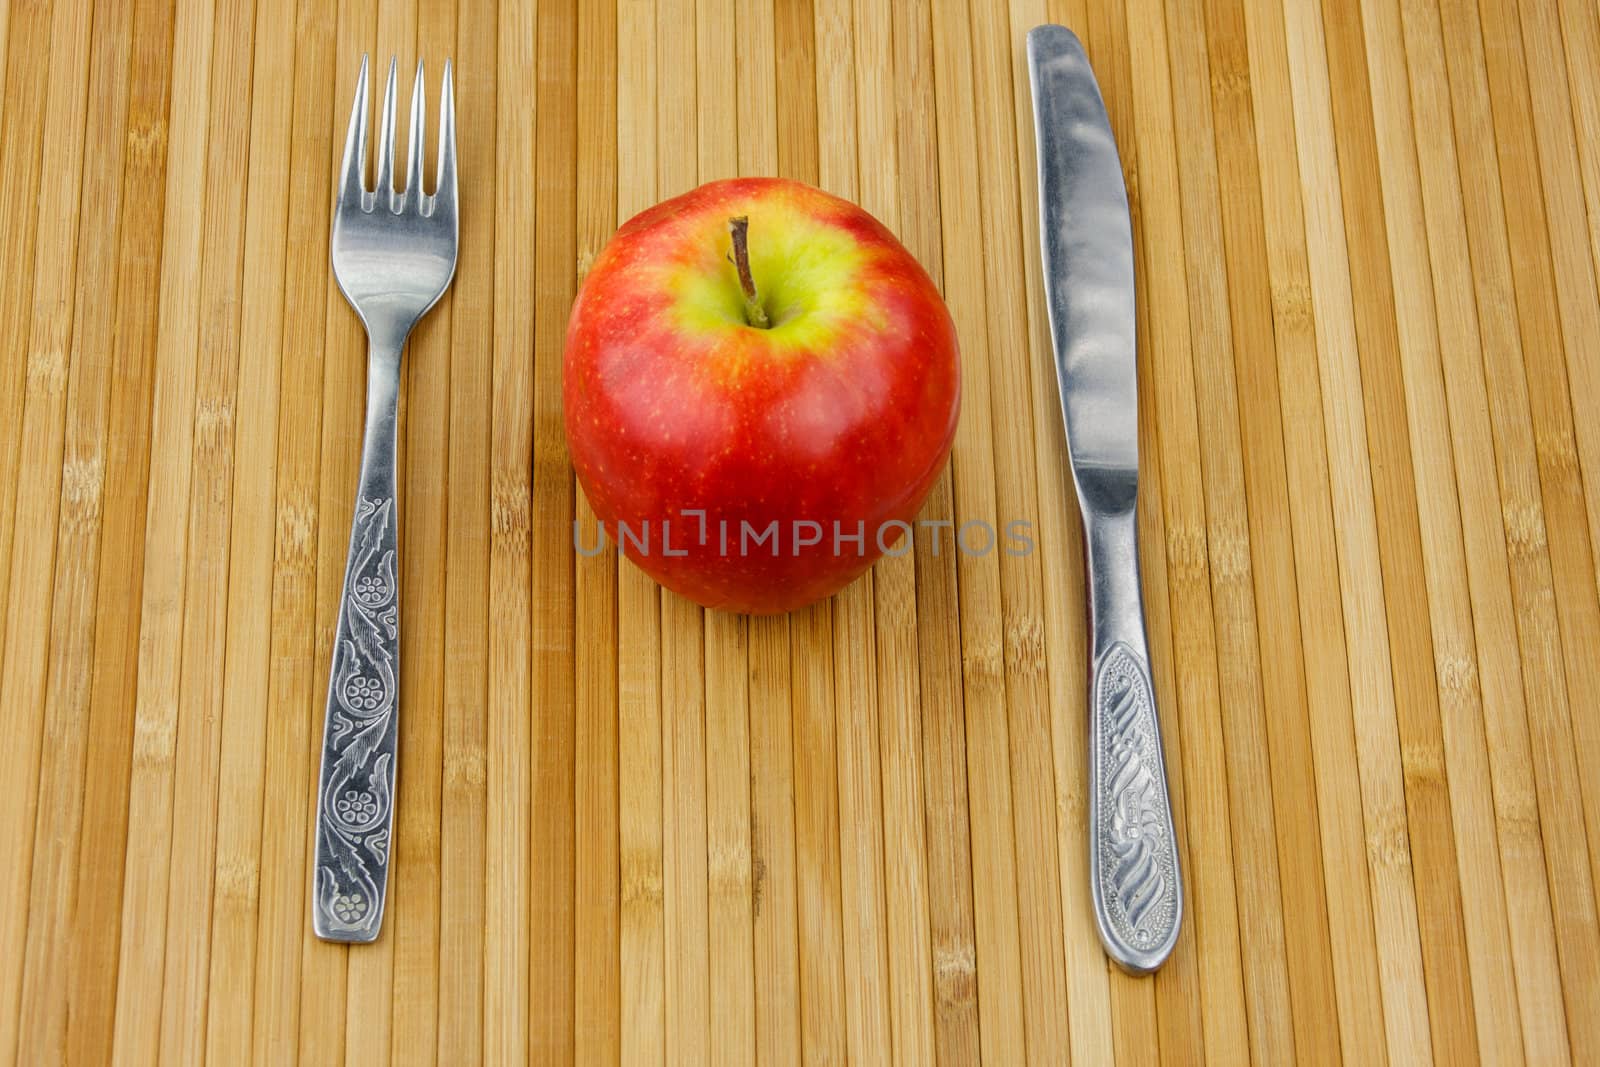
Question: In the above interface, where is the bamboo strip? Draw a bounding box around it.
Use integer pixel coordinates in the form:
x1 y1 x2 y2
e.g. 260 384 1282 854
1434 0 1600 1057
738 6 801 1064
662 586 711 1065
1358 0 1531 1059
0 1 96 1056
16 2 136 1061
1281 1 1437 1061
651 0 711 1060
789 603 848 1064
704 602 756 1067
297 9 379 1065
1201 0 1349 1060
691 1 758 1064
69 2 177 1063
1320 7 1484 1061
1507 0 1600 910
530 0 579 1057
927 0 1030 1060
248 0 335 1060
1020 3 1130 1064
574 0 621 1060
748 612 802 1067
1557 0 1600 370
488 0 535 1057
965 4 1073 1063
0 0 55 735
436 0 497 1060
1238 0 1396 1061
849 0 937 1061
332 6 416 1058
1079 5 1205 1063
1521 0 1600 608
768 5 849 1063
616 1 667 1060
812 0 894 1060
297 16 365 1055
387 4 459 1062
1397 1 1578 1061
1124 0 1255 1060
1162 5 1302 1061
891 2 980 1060
200 0 300 1057
150 2 260 1061
1463 1 1600 1056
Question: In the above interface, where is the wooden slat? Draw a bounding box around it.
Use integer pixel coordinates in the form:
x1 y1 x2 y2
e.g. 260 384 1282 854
653 0 712 1060
575 0 621 1061
1018 2 1125 1064
738 7 802 1064
692 2 758 1064
389 5 457 1064
966 3 1071 1062
616 1 667 1062
249 0 334 1060
146 2 258 1062
1165 4 1301 1061
0 1 96 1057
338 8 417 1058
850 0 937 1062
489 0 535 1058
1282 2 1436 1062
0 0 57 755
531 0 578 1058
1081 4 1203 1063
202 0 298 1056
437 0 496 1063
299 9 377 1065
1320 5 1482 1060
1504 0 1600 917
1238 0 1393 1062
16 0 136 1060
1434 0 1600 1059
1358 0 1527 1060
1397 1 1576 1061
928 1 1028 1061
890 1 981 1062
1058 12 1162 1067
1123 0 1254 1061
812 0 894 1060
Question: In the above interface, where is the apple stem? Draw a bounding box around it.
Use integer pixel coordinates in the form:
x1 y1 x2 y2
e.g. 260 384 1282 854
728 216 771 329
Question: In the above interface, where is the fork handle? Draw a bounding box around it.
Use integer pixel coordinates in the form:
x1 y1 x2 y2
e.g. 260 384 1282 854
313 341 403 943
1083 505 1182 973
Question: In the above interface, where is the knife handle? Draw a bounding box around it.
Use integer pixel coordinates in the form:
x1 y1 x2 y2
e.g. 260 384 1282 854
1083 505 1182 973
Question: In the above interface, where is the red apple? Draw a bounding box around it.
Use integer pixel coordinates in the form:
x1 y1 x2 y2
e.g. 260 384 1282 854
564 176 960 614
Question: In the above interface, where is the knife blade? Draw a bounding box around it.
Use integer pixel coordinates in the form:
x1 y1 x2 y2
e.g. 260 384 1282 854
1028 23 1183 975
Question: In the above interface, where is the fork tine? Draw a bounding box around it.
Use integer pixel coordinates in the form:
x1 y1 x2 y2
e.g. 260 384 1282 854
338 55 370 200
434 59 457 217
406 60 427 206
375 56 399 205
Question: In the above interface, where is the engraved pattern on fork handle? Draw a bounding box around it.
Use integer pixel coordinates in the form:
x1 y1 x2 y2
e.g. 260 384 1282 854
313 346 403 943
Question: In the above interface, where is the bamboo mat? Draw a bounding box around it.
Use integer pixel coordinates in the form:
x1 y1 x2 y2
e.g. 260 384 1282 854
1 0 1599 1062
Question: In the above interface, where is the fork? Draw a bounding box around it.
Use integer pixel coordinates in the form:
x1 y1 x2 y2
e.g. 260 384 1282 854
313 54 457 943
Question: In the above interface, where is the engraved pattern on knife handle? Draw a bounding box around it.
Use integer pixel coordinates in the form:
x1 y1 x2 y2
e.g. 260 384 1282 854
314 492 400 941
1090 641 1180 963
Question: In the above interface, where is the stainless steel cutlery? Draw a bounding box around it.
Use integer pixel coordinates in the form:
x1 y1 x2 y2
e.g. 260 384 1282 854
313 54 458 943
1028 24 1183 974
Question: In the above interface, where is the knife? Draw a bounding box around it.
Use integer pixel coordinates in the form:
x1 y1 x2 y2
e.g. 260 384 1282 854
1027 24 1183 974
